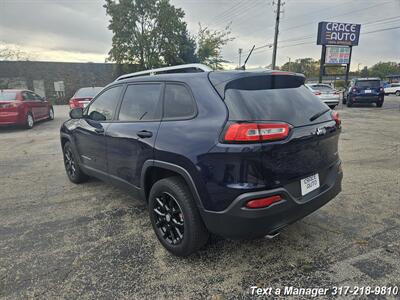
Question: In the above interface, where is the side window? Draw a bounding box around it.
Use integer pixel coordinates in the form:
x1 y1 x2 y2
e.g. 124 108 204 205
33 93 42 100
87 85 122 121
22 91 35 101
118 84 162 121
163 84 195 119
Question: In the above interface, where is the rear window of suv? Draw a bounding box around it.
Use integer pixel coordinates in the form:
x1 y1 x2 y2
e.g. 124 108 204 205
0 91 17 101
222 75 330 127
355 80 380 88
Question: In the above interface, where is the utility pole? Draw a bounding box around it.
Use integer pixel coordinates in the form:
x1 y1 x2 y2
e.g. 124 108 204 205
271 0 283 70
238 48 243 68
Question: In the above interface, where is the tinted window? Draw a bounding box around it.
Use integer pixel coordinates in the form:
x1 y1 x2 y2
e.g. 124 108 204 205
355 80 380 88
22 91 36 101
118 84 162 121
0 91 17 101
225 85 329 127
74 87 103 98
164 84 195 119
87 86 122 121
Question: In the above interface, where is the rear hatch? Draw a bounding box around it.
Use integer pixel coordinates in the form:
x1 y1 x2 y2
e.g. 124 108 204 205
209 72 341 199
354 79 381 96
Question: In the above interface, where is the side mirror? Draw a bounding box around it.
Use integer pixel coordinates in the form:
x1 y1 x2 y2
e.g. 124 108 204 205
70 107 83 119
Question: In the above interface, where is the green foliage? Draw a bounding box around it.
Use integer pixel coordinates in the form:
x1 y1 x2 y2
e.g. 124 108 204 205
352 62 400 79
196 24 234 70
360 66 369 77
104 0 196 69
0 44 30 60
368 62 400 78
280 57 319 77
333 80 346 89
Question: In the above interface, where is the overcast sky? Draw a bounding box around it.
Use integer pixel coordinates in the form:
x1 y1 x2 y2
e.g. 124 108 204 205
0 0 399 69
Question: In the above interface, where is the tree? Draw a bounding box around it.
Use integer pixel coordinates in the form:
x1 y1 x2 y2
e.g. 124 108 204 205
368 61 400 78
0 44 30 60
196 24 234 70
360 66 369 77
281 57 319 77
104 0 196 69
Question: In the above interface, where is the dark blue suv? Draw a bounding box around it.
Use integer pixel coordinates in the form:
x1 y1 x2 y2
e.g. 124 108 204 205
343 78 384 107
61 64 343 256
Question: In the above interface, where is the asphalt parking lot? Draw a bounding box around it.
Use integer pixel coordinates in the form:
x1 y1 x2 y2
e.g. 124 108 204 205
0 97 399 299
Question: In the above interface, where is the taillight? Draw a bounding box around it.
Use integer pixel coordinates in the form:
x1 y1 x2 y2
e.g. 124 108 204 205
224 123 290 142
334 91 340 95
332 111 341 126
314 91 322 96
0 102 21 108
69 99 79 108
246 195 283 209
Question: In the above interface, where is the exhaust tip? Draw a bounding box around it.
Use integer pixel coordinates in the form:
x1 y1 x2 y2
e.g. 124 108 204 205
265 231 280 239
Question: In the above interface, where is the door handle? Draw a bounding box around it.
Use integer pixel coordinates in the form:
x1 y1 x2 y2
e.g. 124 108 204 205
95 127 104 134
137 130 153 138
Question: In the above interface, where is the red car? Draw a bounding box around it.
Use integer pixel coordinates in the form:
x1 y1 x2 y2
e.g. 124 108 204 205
69 87 103 109
0 89 54 129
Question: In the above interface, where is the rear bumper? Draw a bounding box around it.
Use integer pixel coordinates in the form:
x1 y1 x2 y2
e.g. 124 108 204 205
0 112 23 125
322 99 339 105
353 95 383 103
201 161 342 239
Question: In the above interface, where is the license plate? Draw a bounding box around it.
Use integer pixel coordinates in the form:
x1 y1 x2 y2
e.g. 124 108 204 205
365 89 372 93
300 174 320 196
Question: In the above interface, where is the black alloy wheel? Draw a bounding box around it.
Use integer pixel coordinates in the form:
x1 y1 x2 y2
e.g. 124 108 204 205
148 177 209 256
63 142 88 183
153 192 185 245
64 146 77 178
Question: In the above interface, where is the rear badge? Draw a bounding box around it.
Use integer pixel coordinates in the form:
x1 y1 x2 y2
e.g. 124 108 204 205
315 127 327 136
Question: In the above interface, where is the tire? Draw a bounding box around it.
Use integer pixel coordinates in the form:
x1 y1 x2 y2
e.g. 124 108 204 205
63 141 88 184
48 107 54 120
376 100 383 108
25 112 34 129
342 96 347 105
148 176 209 257
346 96 353 107
396 91 400 96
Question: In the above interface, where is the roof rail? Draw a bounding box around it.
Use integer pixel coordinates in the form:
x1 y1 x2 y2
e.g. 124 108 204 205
116 63 212 81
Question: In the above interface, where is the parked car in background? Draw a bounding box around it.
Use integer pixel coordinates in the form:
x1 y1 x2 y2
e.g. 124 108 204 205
69 87 103 109
305 83 340 109
0 89 54 129
60 64 342 256
384 83 400 96
343 78 384 107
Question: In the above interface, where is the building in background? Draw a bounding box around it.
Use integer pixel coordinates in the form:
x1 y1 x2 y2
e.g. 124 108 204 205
0 61 131 104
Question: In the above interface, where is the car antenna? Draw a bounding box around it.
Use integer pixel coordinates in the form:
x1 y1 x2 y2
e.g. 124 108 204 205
237 45 255 70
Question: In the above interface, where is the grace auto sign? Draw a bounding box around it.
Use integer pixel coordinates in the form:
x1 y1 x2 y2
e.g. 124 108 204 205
317 22 361 46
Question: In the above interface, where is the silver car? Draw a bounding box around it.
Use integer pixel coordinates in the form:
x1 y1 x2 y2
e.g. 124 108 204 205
305 83 340 109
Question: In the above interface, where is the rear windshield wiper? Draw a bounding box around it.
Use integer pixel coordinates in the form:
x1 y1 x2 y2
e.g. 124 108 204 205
309 108 330 122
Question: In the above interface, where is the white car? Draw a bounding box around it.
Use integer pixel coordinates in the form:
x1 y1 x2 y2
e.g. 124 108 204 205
384 83 400 96
305 83 340 109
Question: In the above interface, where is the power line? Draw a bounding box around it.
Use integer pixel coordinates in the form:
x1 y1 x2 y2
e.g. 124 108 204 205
210 1 258 27
226 13 400 62
225 23 400 63
212 1 264 28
